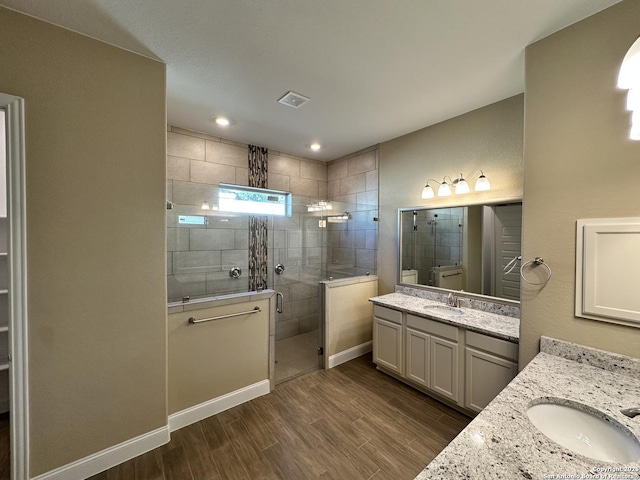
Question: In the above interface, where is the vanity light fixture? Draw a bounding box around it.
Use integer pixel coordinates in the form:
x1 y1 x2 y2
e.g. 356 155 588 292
438 181 452 197
421 170 490 199
618 36 640 140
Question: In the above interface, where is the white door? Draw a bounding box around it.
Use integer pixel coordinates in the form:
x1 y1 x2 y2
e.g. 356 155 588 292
493 204 522 300
0 93 28 480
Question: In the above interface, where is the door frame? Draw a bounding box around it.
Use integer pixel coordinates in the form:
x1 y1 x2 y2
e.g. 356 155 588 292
1 92 29 480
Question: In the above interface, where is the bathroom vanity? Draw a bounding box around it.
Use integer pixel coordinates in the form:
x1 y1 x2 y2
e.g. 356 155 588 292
415 337 640 478
369 289 519 414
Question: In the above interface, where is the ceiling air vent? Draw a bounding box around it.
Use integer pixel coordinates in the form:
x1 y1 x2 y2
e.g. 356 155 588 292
278 91 310 109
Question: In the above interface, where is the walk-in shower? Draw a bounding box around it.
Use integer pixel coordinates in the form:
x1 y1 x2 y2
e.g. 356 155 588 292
401 207 463 286
167 181 378 383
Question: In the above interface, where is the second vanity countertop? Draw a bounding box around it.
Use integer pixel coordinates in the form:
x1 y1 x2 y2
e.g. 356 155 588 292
369 292 519 343
415 337 640 479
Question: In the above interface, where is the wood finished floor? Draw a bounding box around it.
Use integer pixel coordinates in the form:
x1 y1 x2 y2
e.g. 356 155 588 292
0 413 8 480
86 354 471 480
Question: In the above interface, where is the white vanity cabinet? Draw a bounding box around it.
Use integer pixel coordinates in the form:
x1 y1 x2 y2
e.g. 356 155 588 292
406 314 459 402
371 299 519 415
373 305 403 375
464 331 518 413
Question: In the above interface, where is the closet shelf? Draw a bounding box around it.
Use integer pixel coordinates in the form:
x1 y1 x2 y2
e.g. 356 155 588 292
0 327 7 333
0 290 7 295
0 364 8 372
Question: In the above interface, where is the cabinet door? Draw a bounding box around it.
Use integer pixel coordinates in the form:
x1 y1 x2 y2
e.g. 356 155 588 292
406 327 430 387
373 317 403 374
465 347 518 413
430 336 458 402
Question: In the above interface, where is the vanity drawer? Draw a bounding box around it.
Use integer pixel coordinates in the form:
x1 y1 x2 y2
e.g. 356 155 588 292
466 331 518 361
407 314 457 341
374 305 402 325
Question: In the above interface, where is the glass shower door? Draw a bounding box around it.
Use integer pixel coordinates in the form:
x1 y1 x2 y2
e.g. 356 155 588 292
271 201 324 384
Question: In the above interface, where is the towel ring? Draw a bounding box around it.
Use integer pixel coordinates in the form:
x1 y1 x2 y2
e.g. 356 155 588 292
520 257 552 285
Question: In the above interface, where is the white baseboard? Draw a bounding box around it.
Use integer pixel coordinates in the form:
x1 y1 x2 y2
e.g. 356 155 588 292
168 379 270 432
327 341 372 369
31 426 170 480
31 380 271 480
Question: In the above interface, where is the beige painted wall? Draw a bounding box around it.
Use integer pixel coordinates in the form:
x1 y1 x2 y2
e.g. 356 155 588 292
325 277 378 357
0 8 167 475
169 299 269 414
378 95 524 294
520 0 640 365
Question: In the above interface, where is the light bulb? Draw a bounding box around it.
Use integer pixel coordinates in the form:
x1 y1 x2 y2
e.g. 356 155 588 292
627 89 640 111
421 185 435 199
474 175 491 192
438 182 451 197
310 143 321 151
454 178 470 194
215 117 230 126
618 37 640 89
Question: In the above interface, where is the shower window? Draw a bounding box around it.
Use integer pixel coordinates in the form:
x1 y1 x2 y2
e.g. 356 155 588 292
218 183 292 216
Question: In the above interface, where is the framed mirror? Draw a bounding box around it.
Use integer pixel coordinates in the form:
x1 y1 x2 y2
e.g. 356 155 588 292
398 201 522 302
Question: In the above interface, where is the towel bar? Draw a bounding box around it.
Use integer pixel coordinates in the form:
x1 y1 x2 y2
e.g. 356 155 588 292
442 272 462 278
188 306 261 324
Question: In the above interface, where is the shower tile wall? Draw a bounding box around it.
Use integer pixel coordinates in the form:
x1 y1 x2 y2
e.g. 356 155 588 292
326 147 379 279
267 151 328 340
166 128 251 301
166 126 337 341
402 208 463 286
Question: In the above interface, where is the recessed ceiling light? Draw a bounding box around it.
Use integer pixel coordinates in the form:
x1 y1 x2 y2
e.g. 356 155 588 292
310 143 321 151
215 117 230 126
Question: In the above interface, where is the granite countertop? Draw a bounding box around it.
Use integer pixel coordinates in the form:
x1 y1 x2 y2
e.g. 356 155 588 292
415 337 640 479
369 292 519 342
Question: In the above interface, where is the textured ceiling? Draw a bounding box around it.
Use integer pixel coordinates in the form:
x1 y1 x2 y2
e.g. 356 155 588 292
0 0 622 160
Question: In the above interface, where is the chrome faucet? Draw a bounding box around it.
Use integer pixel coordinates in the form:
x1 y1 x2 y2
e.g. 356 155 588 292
621 407 640 418
446 293 460 307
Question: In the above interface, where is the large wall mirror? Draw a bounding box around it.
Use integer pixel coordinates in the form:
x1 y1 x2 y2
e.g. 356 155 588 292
398 201 522 302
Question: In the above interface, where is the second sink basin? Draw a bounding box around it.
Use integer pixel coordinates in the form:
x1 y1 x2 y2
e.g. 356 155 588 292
527 398 640 463
423 305 464 316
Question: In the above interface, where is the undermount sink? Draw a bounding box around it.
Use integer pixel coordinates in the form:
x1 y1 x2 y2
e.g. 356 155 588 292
526 398 640 463
423 305 464 316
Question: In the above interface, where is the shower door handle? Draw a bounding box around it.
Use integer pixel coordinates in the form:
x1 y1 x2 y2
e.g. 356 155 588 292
276 292 284 313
